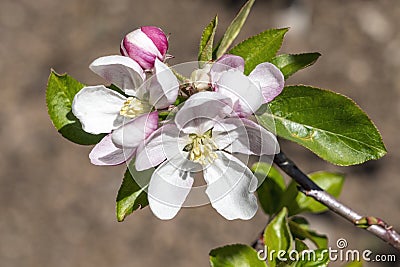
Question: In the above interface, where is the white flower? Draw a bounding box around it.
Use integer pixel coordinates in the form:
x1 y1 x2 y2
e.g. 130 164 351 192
135 92 279 220
72 56 179 165
210 54 285 117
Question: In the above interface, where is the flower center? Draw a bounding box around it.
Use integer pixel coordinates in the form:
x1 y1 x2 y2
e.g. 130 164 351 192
183 129 218 165
119 97 151 118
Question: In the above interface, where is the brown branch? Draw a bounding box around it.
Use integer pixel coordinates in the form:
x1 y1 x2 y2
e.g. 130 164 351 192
271 151 400 251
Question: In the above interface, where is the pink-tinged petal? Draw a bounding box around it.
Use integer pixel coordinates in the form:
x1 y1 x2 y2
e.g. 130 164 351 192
89 55 145 96
122 43 156 70
175 91 234 134
135 124 183 171
148 160 194 220
147 59 179 109
112 111 159 148
217 70 263 116
121 28 161 70
141 26 168 57
224 118 279 155
72 85 126 134
211 54 245 77
89 134 135 166
203 151 258 220
248 62 284 103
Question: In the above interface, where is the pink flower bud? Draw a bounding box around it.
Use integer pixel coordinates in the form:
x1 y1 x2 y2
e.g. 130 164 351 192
120 26 168 70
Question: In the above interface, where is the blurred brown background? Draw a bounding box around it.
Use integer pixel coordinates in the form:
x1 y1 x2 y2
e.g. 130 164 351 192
1 0 400 266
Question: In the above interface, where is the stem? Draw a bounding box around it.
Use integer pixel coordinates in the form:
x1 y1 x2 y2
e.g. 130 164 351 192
272 151 400 251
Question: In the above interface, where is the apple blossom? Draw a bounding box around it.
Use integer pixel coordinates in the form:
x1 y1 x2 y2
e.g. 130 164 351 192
134 92 279 220
121 26 169 70
72 57 179 165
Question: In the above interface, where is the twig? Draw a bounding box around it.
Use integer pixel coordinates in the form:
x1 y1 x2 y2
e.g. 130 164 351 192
272 151 400 251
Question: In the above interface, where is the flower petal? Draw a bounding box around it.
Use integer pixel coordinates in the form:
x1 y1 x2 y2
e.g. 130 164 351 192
148 160 194 220
89 55 145 96
211 54 245 82
190 65 211 91
203 151 258 220
146 59 179 109
89 134 135 165
135 124 182 171
121 28 162 70
112 112 159 148
175 91 233 134
248 62 284 103
216 70 263 116
72 85 126 134
224 118 280 155
212 118 243 149
141 26 168 57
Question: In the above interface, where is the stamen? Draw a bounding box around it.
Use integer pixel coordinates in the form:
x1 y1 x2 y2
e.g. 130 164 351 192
120 97 151 118
186 130 218 165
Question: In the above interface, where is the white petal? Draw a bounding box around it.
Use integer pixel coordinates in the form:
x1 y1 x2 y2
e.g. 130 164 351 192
212 118 243 149
190 65 211 91
203 151 258 220
135 124 182 171
210 54 245 83
225 118 280 155
217 70 263 116
212 117 243 132
112 112 159 148
248 62 284 103
89 134 135 165
89 55 145 96
72 85 126 134
147 59 179 109
148 160 194 220
167 152 203 172
135 123 201 172
175 91 233 134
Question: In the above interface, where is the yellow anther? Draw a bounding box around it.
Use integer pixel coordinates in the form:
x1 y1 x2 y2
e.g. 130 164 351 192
184 129 218 165
119 97 151 118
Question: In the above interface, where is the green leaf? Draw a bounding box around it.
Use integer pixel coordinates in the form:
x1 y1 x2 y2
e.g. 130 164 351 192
289 217 328 249
116 166 152 222
230 28 289 75
198 15 218 63
214 0 255 59
264 207 293 267
252 162 285 215
294 239 309 252
209 244 267 267
256 85 387 166
270 53 321 79
282 171 345 215
46 70 104 145
290 249 329 267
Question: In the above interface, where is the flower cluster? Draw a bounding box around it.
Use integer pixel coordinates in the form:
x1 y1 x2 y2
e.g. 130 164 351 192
72 26 285 220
